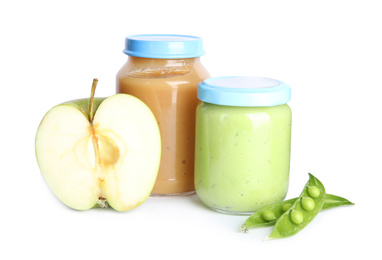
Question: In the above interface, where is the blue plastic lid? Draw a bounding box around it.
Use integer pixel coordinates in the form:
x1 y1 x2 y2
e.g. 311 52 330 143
123 34 205 58
198 76 291 107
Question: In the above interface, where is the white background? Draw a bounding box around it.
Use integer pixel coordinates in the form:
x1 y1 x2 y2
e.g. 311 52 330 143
1 0 381 259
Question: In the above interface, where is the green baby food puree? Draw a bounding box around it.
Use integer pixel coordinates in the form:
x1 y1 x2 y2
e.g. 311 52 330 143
194 76 292 214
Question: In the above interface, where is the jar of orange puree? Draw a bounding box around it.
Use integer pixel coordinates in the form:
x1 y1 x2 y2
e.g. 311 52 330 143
117 34 210 196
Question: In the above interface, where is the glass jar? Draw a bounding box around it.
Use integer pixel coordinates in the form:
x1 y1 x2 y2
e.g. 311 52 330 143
194 76 292 214
117 34 210 196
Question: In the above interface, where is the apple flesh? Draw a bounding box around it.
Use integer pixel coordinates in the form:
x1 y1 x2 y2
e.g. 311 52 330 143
35 80 161 211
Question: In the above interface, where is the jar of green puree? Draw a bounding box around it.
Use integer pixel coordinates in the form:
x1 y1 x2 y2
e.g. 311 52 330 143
194 76 292 215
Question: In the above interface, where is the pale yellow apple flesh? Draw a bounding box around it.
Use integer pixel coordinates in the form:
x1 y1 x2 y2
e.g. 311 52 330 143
35 92 161 211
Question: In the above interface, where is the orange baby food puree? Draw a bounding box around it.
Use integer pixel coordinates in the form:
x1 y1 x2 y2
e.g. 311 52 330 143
117 53 209 195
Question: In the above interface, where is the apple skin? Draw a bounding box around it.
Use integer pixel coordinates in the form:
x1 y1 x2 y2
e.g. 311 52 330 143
61 97 105 121
35 93 161 211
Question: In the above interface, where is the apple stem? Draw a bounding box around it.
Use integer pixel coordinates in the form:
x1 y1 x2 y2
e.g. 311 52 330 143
89 78 98 124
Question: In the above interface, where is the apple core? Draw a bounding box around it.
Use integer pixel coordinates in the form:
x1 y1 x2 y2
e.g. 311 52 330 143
90 126 121 168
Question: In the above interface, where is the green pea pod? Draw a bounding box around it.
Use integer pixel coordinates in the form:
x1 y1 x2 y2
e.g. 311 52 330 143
322 194 354 210
240 198 295 232
266 173 326 240
240 193 353 232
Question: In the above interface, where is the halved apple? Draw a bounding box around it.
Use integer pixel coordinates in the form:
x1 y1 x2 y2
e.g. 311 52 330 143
35 79 161 211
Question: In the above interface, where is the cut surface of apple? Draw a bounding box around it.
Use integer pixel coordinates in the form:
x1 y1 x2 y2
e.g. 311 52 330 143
35 91 161 211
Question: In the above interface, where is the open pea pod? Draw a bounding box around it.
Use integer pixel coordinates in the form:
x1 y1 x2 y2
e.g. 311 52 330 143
265 173 326 240
241 193 353 232
241 198 295 232
322 194 354 210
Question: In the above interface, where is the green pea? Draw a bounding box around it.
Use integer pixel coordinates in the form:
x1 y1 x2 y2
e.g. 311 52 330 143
262 210 276 222
301 197 315 211
282 203 292 212
290 210 304 224
266 173 326 240
308 186 320 198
